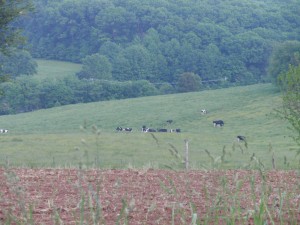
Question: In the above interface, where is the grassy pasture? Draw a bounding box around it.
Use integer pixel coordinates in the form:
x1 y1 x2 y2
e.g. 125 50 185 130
33 59 82 79
0 83 298 169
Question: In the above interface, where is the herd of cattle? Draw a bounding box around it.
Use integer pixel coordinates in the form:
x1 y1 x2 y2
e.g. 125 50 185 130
116 126 181 133
115 109 246 142
0 109 246 142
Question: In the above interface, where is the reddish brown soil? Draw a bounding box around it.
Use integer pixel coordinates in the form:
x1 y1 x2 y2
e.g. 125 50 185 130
0 168 299 224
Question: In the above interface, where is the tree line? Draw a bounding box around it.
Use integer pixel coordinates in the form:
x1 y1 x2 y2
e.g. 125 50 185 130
20 0 300 85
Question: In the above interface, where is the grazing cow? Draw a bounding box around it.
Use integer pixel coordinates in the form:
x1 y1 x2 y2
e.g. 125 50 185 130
0 129 8 133
213 120 224 127
158 128 168 132
170 128 181 133
166 120 173 124
142 125 148 132
116 127 132 132
147 128 157 132
142 126 157 132
116 127 123 131
237 135 246 142
201 109 207 114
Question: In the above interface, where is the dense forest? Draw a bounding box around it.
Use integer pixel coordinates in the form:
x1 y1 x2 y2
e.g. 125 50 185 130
1 0 300 114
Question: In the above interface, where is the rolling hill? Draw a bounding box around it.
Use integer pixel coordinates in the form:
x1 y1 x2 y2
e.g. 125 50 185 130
0 83 297 169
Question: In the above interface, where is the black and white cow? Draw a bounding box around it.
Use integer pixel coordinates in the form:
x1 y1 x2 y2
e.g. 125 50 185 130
142 125 148 132
237 135 246 142
0 129 8 133
170 128 181 133
142 126 156 132
147 128 157 132
213 120 224 127
201 109 207 114
116 126 123 131
116 127 132 132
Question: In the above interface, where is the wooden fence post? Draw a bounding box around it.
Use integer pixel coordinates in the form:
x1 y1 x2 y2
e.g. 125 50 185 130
184 139 189 170
272 152 276 170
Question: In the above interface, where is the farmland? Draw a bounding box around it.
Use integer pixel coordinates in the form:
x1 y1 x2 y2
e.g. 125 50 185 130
0 61 299 224
0 82 298 169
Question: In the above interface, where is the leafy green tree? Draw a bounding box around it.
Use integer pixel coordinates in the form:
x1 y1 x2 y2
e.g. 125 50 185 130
77 53 112 80
0 0 34 88
112 54 132 81
125 44 153 80
142 28 168 82
38 78 74 108
0 0 33 54
2 75 40 112
0 49 37 77
176 72 202 93
277 65 300 153
99 41 122 61
268 41 300 85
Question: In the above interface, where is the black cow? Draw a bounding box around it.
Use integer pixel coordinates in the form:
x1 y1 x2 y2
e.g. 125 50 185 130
213 120 224 127
158 128 168 132
237 135 246 142
147 128 157 132
166 120 173 124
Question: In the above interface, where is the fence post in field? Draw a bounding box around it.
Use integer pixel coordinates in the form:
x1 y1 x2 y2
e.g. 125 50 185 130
272 152 276 169
184 139 189 170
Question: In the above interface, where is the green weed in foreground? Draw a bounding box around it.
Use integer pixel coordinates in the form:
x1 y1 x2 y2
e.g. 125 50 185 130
1 164 299 224
1 129 299 225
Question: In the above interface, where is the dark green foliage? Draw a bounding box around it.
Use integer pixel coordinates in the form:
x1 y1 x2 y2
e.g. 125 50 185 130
0 1 35 91
278 65 300 150
2 0 300 114
268 41 300 85
0 50 37 78
20 0 300 86
0 75 159 114
176 72 202 93
77 54 112 80
0 0 33 54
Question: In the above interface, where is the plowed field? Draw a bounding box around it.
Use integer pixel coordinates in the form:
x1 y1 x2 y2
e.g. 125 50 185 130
0 168 299 224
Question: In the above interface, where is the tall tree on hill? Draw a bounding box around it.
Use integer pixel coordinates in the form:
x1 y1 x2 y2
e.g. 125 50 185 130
0 0 33 55
0 0 34 84
176 72 202 93
77 54 112 80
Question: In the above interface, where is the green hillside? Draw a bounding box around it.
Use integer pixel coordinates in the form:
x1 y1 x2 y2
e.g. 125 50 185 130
0 84 298 169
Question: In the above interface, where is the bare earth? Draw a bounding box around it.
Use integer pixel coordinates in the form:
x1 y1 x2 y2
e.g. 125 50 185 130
0 168 299 224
